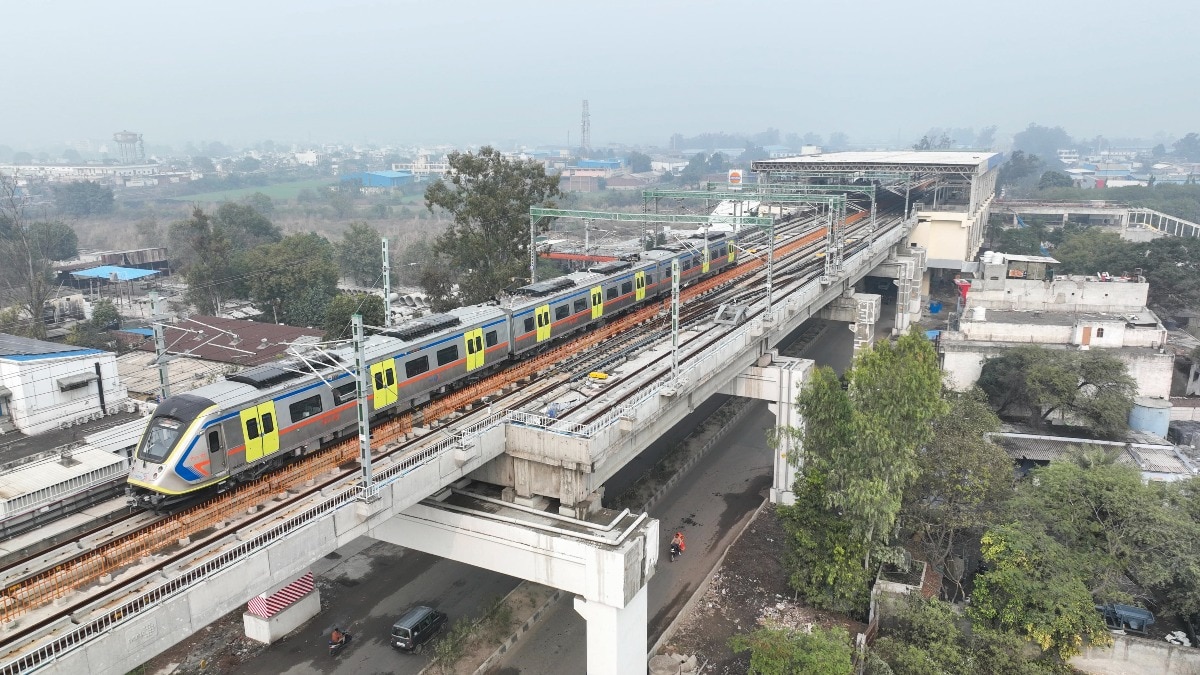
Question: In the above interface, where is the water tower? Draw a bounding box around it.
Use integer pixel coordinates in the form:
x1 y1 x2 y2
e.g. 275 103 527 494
113 131 145 164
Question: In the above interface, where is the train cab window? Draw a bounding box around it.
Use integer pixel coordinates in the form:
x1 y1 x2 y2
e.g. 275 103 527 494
334 381 357 404
524 317 535 333
261 412 274 435
554 305 570 320
436 345 459 366
139 416 184 463
485 330 498 347
606 287 618 300
573 298 588 314
246 418 260 440
207 430 222 454
406 356 430 378
289 395 323 421
621 281 633 295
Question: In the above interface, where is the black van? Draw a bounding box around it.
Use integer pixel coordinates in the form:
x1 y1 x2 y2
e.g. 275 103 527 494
391 605 447 653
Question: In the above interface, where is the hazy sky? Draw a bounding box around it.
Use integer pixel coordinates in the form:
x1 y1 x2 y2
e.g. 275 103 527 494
4 0 1197 150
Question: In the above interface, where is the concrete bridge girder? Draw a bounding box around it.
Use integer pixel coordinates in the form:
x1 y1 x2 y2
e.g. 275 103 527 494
370 500 657 675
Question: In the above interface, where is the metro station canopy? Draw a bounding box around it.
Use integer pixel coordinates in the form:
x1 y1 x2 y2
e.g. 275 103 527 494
752 150 1003 177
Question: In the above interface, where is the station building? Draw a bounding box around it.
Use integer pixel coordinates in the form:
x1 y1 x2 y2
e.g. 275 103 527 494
938 253 1173 400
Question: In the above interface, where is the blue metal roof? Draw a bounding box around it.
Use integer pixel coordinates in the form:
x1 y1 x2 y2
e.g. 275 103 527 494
120 327 154 337
71 266 159 281
0 333 103 361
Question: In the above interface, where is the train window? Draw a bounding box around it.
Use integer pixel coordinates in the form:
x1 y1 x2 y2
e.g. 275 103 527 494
718 246 727 257
334 381 357 404
261 412 274 435
385 368 395 386
646 273 654 284
682 258 692 270
246 418 260 440
374 372 384 390
405 356 430 378
289 395 323 421
207 430 222 454
573 298 587 314
524 317 535 333
554 305 569 320
606 286 618 300
621 281 633 295
485 330 498 347
436 345 459 366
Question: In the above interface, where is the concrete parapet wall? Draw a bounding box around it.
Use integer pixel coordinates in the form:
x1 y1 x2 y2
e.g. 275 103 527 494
1072 634 1200 674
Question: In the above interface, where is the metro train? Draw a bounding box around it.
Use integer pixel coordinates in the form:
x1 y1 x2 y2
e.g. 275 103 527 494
126 233 742 510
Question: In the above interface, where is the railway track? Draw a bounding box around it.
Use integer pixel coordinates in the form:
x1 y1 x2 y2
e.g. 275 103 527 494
0 207 894 667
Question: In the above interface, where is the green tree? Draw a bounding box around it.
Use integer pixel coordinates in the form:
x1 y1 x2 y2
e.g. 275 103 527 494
970 522 1111 658
904 389 1013 595
1012 124 1072 168
977 346 1135 438
66 298 122 351
180 207 238 315
738 143 770 165
192 156 215 173
28 221 78 260
212 201 281 250
52 180 114 217
233 156 262 172
422 146 562 309
323 293 386 340
0 178 55 338
625 151 652 173
997 150 1044 192
678 152 709 186
243 191 274 216
729 624 853 675
244 232 339 327
778 329 946 613
1037 170 1074 189
337 221 383 285
1173 132 1200 162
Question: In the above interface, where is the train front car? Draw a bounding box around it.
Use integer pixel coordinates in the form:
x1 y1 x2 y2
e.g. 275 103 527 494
127 393 220 511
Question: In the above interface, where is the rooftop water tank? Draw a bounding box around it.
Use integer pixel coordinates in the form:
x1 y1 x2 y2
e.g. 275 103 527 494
972 306 987 321
1129 397 1171 438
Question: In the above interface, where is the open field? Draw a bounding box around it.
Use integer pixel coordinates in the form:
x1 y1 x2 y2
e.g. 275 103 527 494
165 178 335 203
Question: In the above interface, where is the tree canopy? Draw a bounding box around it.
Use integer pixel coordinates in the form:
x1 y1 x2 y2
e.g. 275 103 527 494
421 147 561 309
243 232 339 327
1037 170 1073 189
977 346 1135 438
1173 132 1200 162
778 329 945 614
28 220 78 260
625 150 652 173
337 221 383 286
323 293 386 340
729 624 853 675
52 180 114 217
1 178 56 338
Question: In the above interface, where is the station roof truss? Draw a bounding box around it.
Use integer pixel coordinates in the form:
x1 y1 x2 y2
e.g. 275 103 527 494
528 207 773 227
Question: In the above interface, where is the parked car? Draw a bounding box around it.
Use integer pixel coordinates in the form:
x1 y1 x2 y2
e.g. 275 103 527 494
391 605 447 653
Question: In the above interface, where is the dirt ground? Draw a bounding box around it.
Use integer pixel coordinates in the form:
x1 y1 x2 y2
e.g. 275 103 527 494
659 508 865 674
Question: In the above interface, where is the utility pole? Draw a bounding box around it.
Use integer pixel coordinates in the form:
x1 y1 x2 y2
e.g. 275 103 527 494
530 217 538 284
382 237 392 328
150 291 170 401
353 314 375 501
671 258 680 382
765 223 775 321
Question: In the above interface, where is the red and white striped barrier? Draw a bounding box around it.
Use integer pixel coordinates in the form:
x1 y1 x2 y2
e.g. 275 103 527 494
247 572 315 619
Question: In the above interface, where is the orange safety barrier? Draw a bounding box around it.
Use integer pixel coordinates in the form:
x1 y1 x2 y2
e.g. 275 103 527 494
0 212 866 624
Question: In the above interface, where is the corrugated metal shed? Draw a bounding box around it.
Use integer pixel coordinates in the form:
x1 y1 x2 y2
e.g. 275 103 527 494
0 448 128 517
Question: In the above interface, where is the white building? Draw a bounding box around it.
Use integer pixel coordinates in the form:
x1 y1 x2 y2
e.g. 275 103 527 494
939 256 1173 400
0 163 159 184
0 334 128 436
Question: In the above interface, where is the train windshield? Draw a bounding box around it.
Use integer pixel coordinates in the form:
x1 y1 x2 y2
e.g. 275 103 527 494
139 416 184 463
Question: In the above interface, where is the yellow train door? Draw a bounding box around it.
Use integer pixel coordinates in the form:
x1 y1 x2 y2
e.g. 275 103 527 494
464 328 485 371
257 401 279 456
240 407 263 462
590 286 604 319
536 305 552 342
702 246 711 273
728 245 736 263
370 357 398 409
240 400 279 462
634 272 646 301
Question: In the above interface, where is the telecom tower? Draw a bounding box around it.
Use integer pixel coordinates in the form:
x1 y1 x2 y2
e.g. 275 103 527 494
113 131 145 164
580 100 591 155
